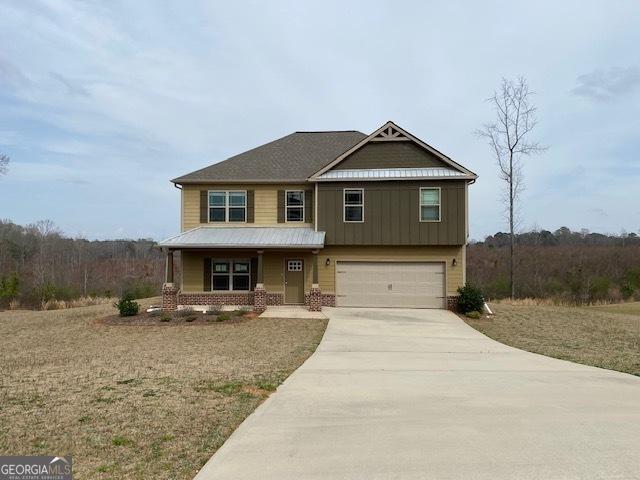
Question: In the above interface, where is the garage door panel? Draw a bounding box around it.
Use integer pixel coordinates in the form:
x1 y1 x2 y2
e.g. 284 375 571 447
336 261 445 309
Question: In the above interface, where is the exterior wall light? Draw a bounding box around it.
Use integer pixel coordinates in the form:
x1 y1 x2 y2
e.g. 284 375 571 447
325 258 331 266
452 258 457 267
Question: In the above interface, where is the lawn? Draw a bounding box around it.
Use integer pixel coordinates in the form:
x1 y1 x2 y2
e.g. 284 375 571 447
0 299 327 479
464 302 640 376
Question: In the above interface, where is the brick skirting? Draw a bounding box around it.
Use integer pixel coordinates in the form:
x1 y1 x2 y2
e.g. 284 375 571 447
162 283 178 311
266 293 284 306
447 295 459 311
304 292 336 308
178 292 254 307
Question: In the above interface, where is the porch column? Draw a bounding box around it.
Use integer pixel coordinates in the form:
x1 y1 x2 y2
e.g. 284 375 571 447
309 250 322 312
162 249 178 311
254 250 267 313
165 249 174 283
257 250 264 285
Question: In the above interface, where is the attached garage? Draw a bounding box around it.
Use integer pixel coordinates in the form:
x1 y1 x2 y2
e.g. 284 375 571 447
335 261 446 309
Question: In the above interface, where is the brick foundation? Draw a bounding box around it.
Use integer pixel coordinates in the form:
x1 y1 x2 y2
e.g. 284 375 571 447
253 286 266 313
447 296 459 311
308 286 322 312
178 292 254 307
162 283 178 311
305 292 336 307
266 293 284 306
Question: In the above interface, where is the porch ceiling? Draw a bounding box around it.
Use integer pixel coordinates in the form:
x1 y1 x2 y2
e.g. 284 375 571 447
158 227 325 249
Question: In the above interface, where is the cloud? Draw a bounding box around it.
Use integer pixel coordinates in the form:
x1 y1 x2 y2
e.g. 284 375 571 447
0 56 30 89
572 66 640 101
49 72 90 97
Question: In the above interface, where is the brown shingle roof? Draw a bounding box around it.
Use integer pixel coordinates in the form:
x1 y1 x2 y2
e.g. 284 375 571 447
172 131 366 184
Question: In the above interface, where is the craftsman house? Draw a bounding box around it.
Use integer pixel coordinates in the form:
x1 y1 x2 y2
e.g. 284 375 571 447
159 121 477 312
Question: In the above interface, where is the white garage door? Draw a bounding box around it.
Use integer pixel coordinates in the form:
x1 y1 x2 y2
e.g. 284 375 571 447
336 261 445 309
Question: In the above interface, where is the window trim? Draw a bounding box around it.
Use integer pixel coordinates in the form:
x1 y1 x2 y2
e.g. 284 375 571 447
285 189 305 223
211 258 251 292
208 190 247 223
343 188 364 223
419 187 441 222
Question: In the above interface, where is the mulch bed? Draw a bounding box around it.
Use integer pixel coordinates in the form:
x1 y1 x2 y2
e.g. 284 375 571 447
98 310 258 326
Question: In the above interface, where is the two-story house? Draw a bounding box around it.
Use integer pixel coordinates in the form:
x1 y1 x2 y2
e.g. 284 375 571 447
159 121 477 312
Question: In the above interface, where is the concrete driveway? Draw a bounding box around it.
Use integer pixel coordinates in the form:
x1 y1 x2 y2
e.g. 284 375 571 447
195 308 640 480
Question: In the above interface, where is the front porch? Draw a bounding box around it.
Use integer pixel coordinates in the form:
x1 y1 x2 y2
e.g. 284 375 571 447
158 227 329 313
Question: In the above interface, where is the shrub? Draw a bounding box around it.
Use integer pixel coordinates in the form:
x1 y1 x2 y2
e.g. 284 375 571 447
114 294 139 317
457 284 484 314
620 283 635 300
184 315 197 322
216 313 230 322
203 306 220 316
236 307 250 316
175 307 194 318
465 310 482 319
160 313 172 322
588 277 611 302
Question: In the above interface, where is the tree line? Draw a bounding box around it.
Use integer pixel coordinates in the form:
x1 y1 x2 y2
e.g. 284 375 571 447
0 219 168 308
468 227 640 303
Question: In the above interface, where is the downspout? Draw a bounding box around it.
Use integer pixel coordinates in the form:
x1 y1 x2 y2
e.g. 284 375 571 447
314 181 318 232
173 182 183 232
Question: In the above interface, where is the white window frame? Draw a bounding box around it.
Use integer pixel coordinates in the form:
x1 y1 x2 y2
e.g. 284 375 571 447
419 187 441 222
343 188 364 223
208 190 247 223
211 259 251 291
285 190 305 223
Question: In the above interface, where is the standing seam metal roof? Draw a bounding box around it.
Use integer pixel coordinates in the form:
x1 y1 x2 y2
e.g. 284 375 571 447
158 227 326 248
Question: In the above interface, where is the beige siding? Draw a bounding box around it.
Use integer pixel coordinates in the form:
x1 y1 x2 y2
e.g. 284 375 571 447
182 184 311 231
317 246 464 296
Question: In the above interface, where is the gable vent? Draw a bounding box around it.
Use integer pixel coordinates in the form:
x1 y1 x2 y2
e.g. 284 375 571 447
371 126 410 142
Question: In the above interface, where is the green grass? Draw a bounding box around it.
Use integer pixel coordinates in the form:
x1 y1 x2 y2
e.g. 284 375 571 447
464 302 640 376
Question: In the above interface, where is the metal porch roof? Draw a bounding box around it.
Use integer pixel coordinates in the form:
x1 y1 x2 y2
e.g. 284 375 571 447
158 227 326 249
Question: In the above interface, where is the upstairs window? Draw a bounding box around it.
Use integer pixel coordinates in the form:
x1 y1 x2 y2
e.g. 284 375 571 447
209 191 246 222
420 187 441 222
286 190 304 222
344 189 364 222
212 259 250 291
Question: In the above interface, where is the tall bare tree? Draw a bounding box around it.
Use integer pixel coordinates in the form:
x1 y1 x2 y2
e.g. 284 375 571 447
476 77 545 298
0 154 9 176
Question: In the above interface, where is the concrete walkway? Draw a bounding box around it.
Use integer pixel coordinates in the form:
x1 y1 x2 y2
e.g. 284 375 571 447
194 308 640 480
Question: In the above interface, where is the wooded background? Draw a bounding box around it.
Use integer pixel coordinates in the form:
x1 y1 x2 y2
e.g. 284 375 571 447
0 219 638 308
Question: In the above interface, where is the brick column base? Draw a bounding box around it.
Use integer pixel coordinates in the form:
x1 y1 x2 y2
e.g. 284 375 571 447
162 283 178 311
308 286 322 312
446 296 459 311
254 285 267 313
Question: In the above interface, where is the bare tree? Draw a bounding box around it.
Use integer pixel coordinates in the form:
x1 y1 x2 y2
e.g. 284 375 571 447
476 77 545 298
0 154 9 176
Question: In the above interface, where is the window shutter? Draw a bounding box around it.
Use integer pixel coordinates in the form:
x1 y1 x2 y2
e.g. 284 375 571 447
203 257 212 291
246 190 255 223
250 257 258 290
200 191 208 223
305 190 313 223
277 190 285 223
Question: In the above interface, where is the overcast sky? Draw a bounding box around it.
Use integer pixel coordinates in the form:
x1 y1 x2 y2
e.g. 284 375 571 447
1 1 639 241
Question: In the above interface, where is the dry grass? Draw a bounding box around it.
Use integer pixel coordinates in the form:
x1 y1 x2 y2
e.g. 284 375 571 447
465 302 640 376
41 296 116 310
490 297 635 307
0 298 327 479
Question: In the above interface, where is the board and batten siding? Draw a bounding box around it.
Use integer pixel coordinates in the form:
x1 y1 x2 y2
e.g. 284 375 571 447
317 180 466 246
181 184 312 231
334 142 449 170
317 245 464 297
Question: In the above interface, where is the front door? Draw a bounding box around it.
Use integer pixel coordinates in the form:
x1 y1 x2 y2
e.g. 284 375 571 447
284 259 304 304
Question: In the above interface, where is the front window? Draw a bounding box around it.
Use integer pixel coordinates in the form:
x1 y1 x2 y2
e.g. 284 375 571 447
420 187 441 221
209 191 246 222
286 190 304 222
344 189 363 222
212 259 250 291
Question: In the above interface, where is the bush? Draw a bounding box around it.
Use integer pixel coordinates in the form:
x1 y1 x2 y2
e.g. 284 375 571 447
216 313 230 322
175 307 194 318
203 306 220 315
465 310 482 319
114 294 139 317
620 283 635 300
160 313 172 322
236 307 250 316
457 284 484 314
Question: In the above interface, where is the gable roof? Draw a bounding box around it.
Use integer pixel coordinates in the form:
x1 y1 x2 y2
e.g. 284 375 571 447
172 131 366 184
309 121 477 179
